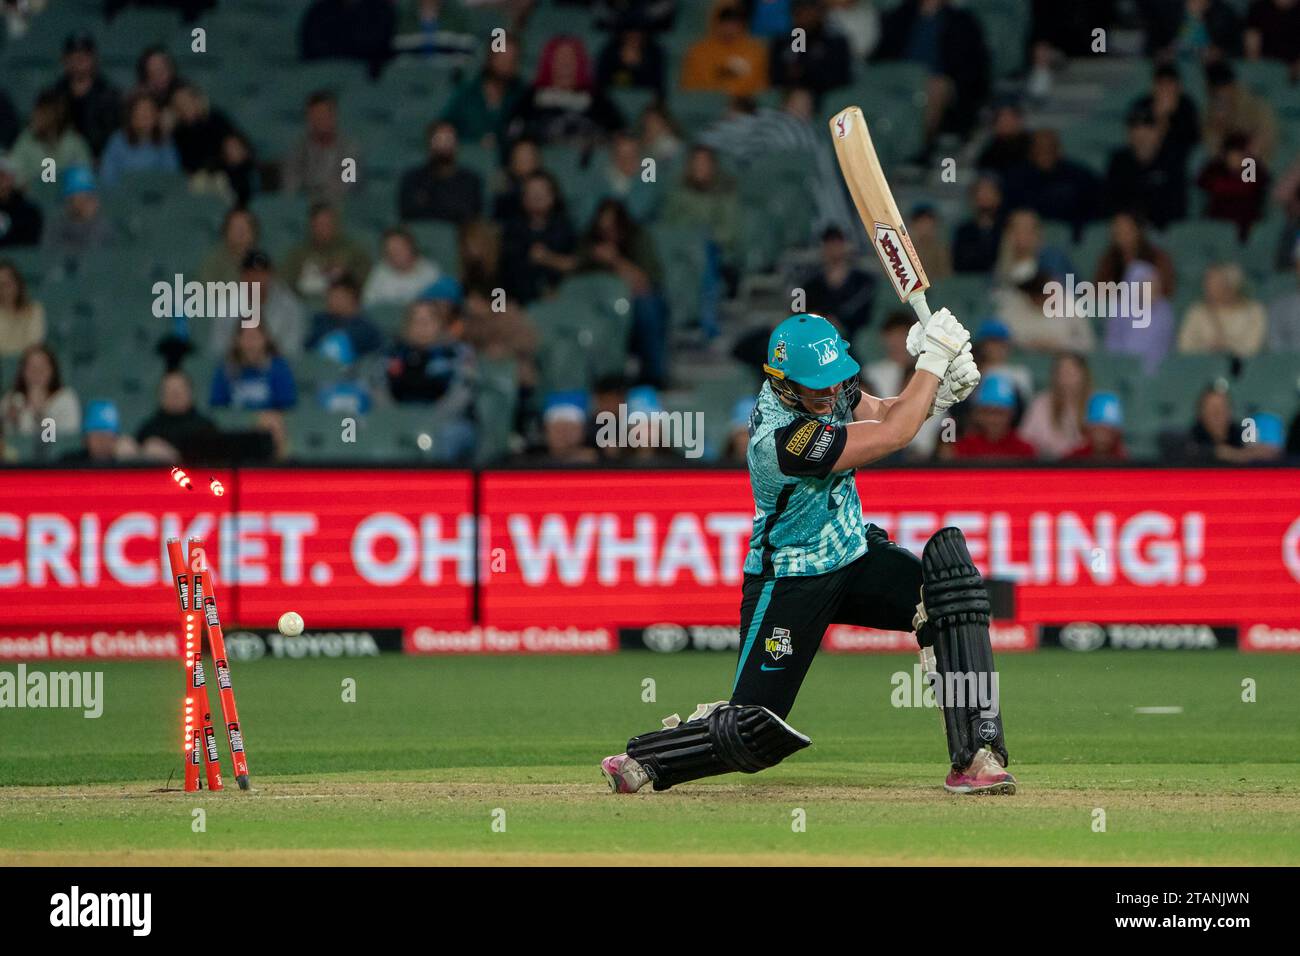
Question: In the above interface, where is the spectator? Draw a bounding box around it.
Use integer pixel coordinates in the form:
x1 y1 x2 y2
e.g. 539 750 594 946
825 0 881 60
200 208 260 285
948 373 1035 460
7 90 93 187
971 319 1033 398
394 0 473 58
597 26 667 95
442 43 527 153
210 250 305 359
662 145 739 263
749 0 792 36
1246 411 1286 462
385 285 476 431
952 174 1005 274
977 100 1032 174
509 35 623 148
491 136 542 223
397 120 483 224
992 265 1095 354
282 203 372 303
581 198 668 386
1203 61 1277 163
724 395 754 463
1104 105 1188 229
281 90 361 205
461 282 539 394
1094 211 1177 303
1018 352 1090 459
135 46 182 113
44 32 121 157
42 167 111 260
994 209 1072 286
1 344 81 439
0 87 16 150
98 92 181 188
539 392 598 463
1003 129 1099 239
216 131 260 206
1197 133 1270 240
363 227 443 306
0 158 43 248
1177 382 1251 462
639 102 684 164
598 130 661 224
135 370 218 462
300 0 396 77
1266 242 1300 351
680 1 769 98
1143 0 1241 61
306 275 383 357
803 225 875 338
1178 262 1267 358
210 325 298 411
1130 64 1199 165
500 171 578 303
768 0 851 99
863 312 914 397
170 84 239 179
1244 0 1300 77
909 204 952 282
460 219 503 289
874 0 990 152
1102 259 1177 376
60 399 138 464
1065 392 1128 462
0 261 45 357
1274 164 1300 270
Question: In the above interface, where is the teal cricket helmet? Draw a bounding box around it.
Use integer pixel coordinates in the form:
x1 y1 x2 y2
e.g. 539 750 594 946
763 313 861 416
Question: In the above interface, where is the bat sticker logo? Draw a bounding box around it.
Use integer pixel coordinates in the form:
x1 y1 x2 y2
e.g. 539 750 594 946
833 111 851 138
874 224 923 297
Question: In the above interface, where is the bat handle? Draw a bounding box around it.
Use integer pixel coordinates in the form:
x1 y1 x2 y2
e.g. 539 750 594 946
907 290 933 328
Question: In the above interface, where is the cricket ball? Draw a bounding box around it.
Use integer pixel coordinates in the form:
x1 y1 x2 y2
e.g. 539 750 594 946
278 611 305 637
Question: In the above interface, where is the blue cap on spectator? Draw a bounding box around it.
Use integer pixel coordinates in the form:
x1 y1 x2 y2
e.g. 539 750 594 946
731 397 755 429
627 385 662 415
975 319 1011 342
419 275 463 306
317 329 356 365
62 166 97 198
83 399 120 435
1085 392 1124 428
973 373 1018 410
543 389 588 423
1254 412 1284 447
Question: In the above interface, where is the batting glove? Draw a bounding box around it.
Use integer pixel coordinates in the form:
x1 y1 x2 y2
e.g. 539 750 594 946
930 347 980 416
914 308 972 380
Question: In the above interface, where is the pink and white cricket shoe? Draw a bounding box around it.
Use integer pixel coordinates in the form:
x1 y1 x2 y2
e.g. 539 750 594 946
600 753 651 794
944 747 1017 795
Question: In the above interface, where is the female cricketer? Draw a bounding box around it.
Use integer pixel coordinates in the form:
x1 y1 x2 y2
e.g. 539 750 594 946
600 311 1017 796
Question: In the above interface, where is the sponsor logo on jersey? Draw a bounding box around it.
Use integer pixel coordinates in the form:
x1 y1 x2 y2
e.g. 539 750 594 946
784 420 818 455
806 425 836 461
765 626 793 660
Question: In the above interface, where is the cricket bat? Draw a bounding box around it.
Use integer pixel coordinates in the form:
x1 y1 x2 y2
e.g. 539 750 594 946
828 105 933 327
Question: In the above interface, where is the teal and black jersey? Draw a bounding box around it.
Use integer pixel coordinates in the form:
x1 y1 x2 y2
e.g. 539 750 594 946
742 381 867 578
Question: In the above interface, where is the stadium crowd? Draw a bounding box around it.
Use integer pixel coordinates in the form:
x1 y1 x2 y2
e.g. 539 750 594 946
0 0 1298 466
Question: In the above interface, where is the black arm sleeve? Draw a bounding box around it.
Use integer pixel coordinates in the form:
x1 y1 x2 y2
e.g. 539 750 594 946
774 419 846 479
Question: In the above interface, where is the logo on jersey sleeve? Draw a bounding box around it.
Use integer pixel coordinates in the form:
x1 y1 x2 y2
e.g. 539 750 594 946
765 627 793 660
784 420 818 454
806 425 836 461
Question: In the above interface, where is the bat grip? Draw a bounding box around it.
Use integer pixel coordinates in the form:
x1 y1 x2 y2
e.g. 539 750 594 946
907 290 933 327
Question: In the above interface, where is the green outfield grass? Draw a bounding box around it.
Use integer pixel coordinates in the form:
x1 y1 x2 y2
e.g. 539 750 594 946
1 651 1298 865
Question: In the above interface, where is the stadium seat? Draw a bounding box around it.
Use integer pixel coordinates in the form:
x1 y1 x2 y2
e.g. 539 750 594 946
1232 353 1300 415
472 355 519 465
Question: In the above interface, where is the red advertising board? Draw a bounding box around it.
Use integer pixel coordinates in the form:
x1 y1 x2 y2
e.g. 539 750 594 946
0 469 473 631
2 468 1299 651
